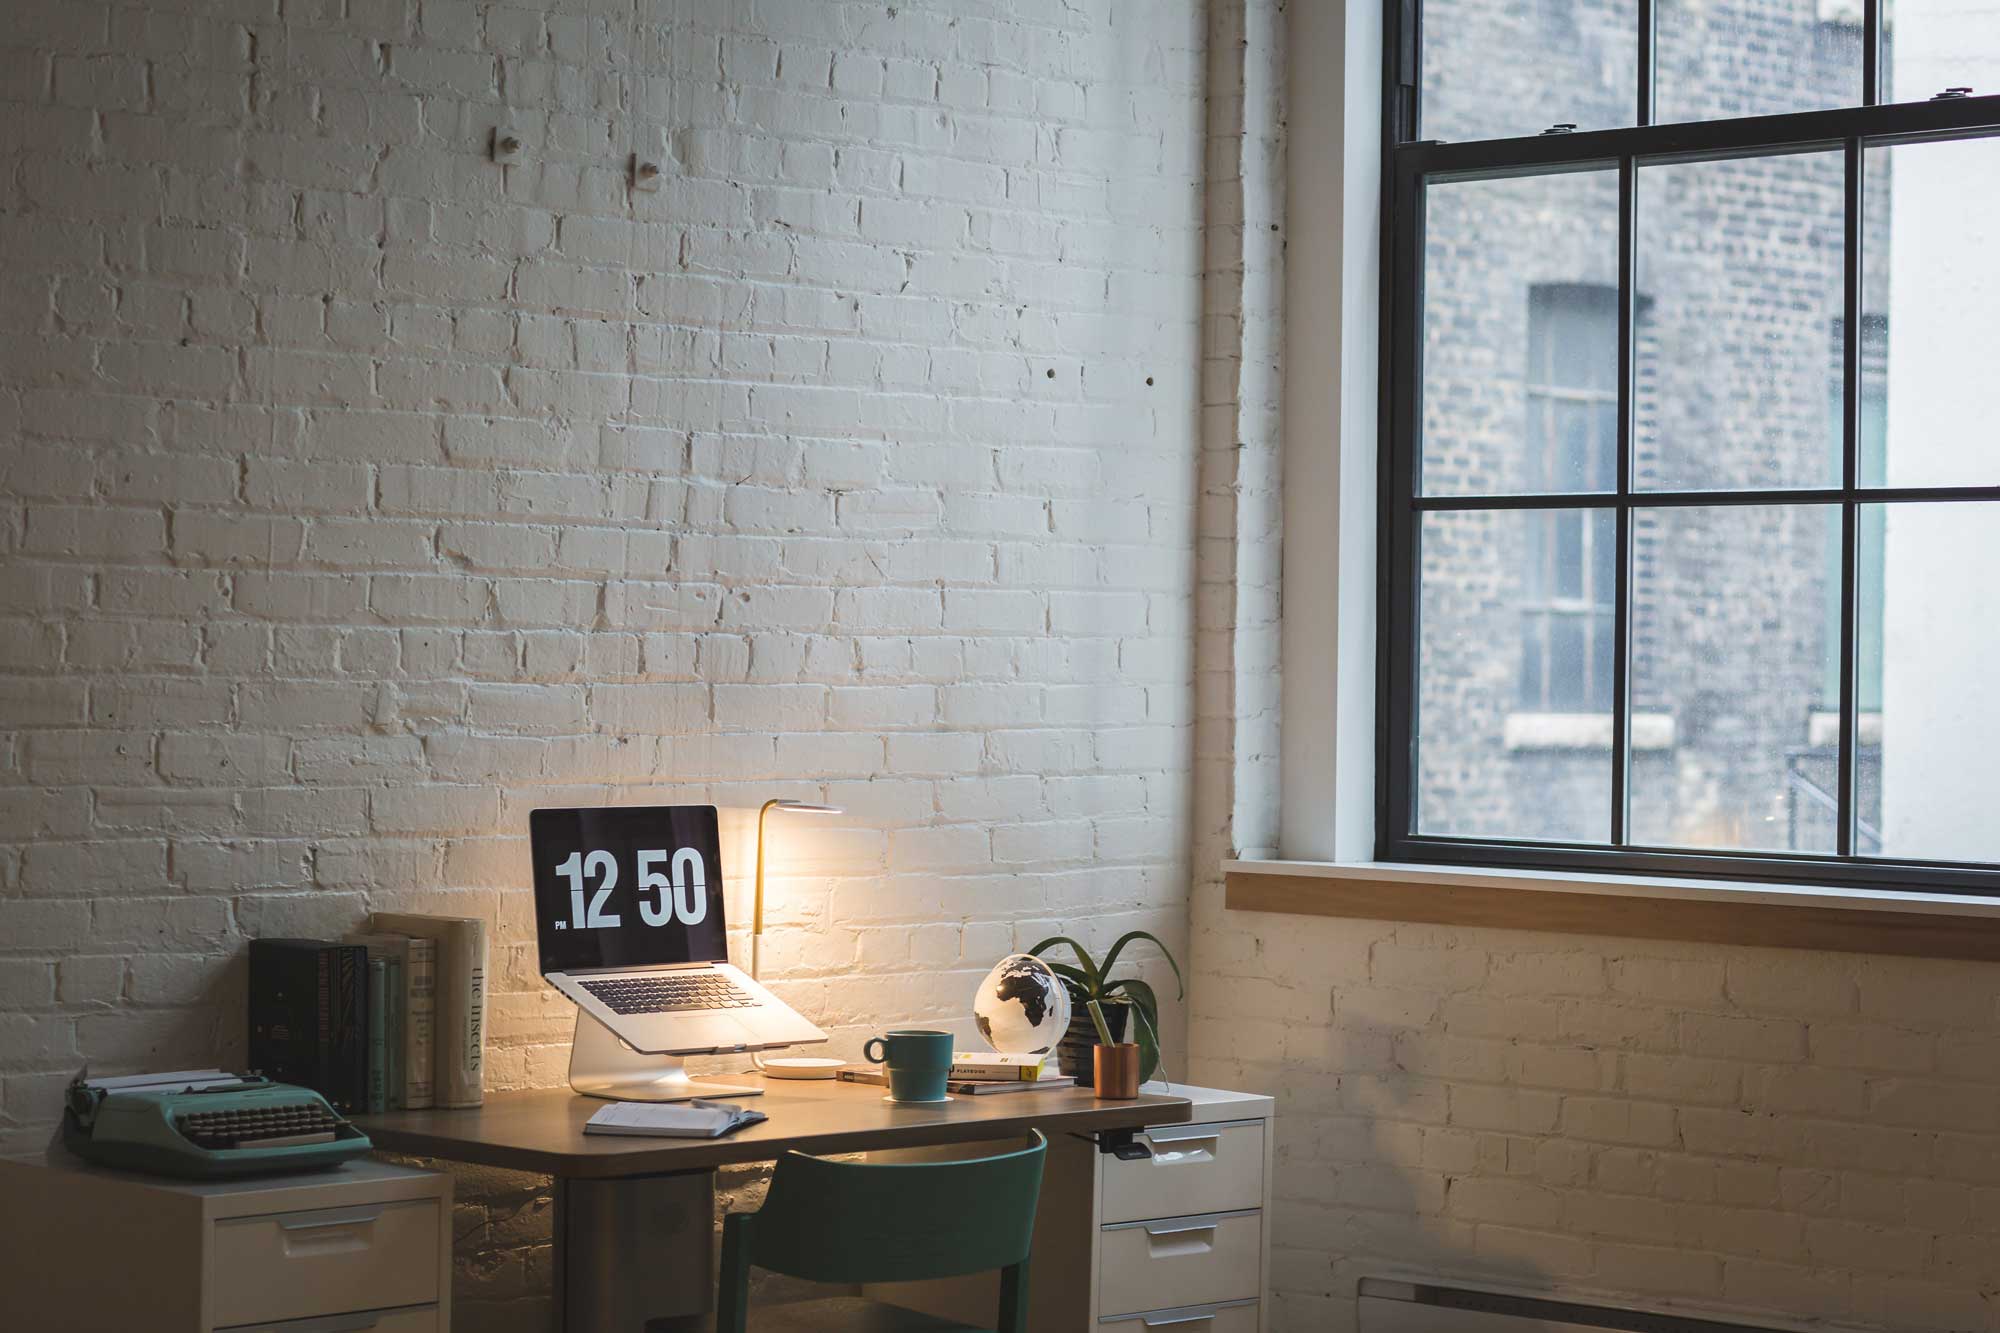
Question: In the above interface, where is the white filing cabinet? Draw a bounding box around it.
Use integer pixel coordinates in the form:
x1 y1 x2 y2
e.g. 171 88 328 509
1092 1085 1272 1333
0 1152 452 1332
869 1083 1274 1333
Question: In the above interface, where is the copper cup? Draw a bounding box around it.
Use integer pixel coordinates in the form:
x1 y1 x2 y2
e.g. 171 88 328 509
1093 1043 1141 1099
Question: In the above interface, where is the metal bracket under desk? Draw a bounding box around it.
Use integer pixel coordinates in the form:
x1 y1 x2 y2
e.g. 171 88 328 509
552 1169 716 1333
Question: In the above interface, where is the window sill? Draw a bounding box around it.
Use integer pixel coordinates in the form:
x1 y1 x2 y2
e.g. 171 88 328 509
1504 711 1675 751
1223 858 2000 960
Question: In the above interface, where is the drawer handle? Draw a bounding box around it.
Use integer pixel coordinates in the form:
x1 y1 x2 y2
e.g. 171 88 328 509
277 1205 385 1232
1146 1136 1218 1165
1143 1122 1245 1144
1141 1315 1217 1328
1143 1220 1219 1238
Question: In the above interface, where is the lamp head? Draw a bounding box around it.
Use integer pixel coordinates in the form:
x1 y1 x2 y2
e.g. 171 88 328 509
769 800 844 816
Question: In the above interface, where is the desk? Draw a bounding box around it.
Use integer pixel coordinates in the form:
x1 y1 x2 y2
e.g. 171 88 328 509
357 1075 1192 1332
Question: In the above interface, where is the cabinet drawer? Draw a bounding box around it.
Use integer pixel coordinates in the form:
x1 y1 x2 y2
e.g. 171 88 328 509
211 1200 440 1329
1103 1298 1259 1332
1103 1120 1264 1224
1099 1211 1261 1317
221 1304 441 1333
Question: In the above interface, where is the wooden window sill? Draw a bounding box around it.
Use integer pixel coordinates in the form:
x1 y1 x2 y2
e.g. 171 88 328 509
1223 860 2000 961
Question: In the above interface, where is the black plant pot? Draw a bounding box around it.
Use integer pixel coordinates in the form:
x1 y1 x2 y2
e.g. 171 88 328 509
1055 989 1129 1087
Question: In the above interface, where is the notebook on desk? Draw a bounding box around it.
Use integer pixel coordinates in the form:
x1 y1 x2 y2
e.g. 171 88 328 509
582 1099 768 1139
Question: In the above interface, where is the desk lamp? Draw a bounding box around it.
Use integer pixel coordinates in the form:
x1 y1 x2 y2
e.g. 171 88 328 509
750 799 846 1080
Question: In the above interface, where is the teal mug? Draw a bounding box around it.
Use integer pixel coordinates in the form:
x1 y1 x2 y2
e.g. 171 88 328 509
863 1029 953 1102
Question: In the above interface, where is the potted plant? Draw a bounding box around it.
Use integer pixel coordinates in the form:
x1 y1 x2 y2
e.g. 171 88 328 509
1030 931 1183 1087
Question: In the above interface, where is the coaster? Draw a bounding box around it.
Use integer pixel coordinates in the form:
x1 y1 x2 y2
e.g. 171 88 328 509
882 1094 952 1105
760 1057 844 1080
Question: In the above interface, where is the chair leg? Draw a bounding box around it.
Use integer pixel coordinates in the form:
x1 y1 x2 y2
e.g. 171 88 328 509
996 1256 1031 1333
716 1213 756 1333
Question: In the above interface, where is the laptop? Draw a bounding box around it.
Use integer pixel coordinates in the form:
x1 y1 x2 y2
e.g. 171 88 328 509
530 805 826 1056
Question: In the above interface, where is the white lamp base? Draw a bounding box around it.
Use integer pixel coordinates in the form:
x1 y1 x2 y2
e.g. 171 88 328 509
759 1056 845 1080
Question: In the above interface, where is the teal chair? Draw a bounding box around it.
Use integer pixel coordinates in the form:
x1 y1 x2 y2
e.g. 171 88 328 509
716 1130 1047 1333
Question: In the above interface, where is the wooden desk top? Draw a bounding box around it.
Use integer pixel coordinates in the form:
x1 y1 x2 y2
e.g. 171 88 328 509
356 1076 1192 1178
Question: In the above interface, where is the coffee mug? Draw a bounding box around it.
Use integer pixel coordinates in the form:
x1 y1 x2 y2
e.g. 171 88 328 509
862 1029 953 1102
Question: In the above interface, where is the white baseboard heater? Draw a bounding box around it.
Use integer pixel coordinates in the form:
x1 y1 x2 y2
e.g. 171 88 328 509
1359 1279 1788 1333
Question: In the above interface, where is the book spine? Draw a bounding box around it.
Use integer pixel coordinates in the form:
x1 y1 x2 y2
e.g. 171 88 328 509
329 945 369 1114
948 1062 1047 1081
384 956 404 1110
446 919 486 1108
247 942 316 1090
366 958 387 1115
947 1078 1072 1094
314 948 333 1103
430 920 484 1108
404 939 437 1109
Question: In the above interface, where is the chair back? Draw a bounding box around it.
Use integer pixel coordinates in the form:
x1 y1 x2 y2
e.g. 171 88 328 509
739 1130 1046 1286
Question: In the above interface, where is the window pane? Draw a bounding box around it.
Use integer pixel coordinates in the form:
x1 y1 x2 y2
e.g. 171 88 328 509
1423 173 1620 497
1635 153 1845 492
1865 136 2000 487
1885 0 2000 104
1865 503 2000 863
1656 0 1863 123
1629 504 1839 852
1420 508 1614 844
1420 0 1638 143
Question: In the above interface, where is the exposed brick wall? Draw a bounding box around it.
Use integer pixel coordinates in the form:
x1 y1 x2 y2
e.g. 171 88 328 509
1190 8 2000 1333
1195 915 2000 1333
0 0 1205 1322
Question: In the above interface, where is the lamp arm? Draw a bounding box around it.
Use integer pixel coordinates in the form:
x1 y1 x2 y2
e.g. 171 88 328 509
748 800 785 1073
752 799 784 978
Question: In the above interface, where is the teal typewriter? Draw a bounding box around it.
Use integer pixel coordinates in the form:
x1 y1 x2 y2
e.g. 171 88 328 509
62 1069 373 1179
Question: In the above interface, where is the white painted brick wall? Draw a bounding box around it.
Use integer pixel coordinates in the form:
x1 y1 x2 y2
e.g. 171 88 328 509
0 0 1204 1324
1192 916 2000 1333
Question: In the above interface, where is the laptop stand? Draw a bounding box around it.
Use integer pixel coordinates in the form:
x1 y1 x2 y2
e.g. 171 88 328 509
567 1009 765 1102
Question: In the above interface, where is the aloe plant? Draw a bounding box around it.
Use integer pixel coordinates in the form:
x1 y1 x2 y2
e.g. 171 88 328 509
1030 931 1184 1084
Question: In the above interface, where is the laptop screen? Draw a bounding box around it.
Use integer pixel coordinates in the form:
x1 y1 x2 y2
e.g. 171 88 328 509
530 805 730 975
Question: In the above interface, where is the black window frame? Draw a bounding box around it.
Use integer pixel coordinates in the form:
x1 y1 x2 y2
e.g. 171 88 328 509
1375 0 2000 893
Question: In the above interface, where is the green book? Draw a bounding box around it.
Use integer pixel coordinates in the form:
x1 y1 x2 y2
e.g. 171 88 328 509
365 957 387 1115
381 954 404 1110
345 933 432 1109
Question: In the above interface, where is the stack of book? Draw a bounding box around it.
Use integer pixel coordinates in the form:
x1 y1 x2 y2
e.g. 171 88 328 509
247 912 487 1115
836 1051 1074 1096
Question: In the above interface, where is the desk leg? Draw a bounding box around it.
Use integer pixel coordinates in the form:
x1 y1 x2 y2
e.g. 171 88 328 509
552 1170 715 1333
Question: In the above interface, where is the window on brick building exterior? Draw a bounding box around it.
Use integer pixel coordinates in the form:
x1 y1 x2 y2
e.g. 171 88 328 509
1520 285 1617 715
1384 0 2000 888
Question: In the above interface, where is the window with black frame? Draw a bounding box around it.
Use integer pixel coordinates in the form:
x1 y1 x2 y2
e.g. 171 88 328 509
1380 0 2000 888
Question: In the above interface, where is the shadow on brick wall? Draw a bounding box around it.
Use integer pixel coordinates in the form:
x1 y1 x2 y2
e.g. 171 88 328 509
1195 1010 1559 1333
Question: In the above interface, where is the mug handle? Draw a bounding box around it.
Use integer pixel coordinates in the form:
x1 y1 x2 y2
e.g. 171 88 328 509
863 1037 887 1065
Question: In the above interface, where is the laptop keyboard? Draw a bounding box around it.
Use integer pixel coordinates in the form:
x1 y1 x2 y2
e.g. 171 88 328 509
580 973 757 1015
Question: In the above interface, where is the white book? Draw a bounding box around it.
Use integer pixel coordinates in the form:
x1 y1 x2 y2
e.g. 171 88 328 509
583 1100 767 1139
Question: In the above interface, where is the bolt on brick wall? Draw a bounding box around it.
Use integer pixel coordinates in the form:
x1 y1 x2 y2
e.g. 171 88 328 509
0 0 1207 1322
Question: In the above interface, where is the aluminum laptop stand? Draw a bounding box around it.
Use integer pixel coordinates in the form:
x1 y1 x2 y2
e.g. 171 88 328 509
567 1009 763 1102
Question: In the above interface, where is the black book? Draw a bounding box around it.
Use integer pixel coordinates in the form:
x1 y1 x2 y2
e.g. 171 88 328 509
248 939 371 1114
